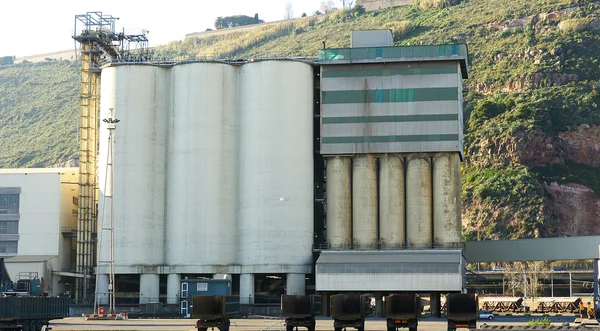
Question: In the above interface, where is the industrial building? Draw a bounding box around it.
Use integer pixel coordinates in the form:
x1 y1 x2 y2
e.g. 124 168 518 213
2 17 470 314
0 168 79 296
87 27 469 315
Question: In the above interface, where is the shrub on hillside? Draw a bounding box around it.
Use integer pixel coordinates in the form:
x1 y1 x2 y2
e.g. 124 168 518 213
384 21 414 40
558 18 589 31
413 0 460 10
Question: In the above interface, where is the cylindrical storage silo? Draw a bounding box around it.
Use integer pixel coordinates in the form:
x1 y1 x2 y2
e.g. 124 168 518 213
433 152 462 247
166 63 238 267
98 65 168 268
406 154 432 247
326 156 352 249
238 61 314 269
379 154 405 248
352 154 378 249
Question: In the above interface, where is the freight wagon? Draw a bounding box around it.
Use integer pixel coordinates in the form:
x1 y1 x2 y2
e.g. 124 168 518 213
282 294 322 331
446 293 478 331
330 294 370 331
385 294 421 331
0 296 71 331
192 295 240 331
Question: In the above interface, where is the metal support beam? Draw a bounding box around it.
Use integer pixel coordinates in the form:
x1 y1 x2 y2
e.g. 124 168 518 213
74 42 100 304
570 272 573 297
594 258 598 310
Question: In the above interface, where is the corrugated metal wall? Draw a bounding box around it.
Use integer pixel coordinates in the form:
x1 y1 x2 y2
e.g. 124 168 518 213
320 62 464 155
316 250 464 291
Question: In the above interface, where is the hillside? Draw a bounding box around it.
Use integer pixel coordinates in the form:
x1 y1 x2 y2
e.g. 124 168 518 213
0 60 79 167
1 0 599 240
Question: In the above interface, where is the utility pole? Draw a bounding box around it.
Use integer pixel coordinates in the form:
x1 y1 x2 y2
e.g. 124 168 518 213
95 108 119 314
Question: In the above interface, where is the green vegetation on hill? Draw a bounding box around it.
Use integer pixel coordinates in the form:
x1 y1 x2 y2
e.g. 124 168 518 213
0 60 79 167
1 0 599 239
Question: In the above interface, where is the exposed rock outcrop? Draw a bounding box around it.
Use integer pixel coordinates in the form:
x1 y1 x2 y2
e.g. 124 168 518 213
545 182 600 236
559 125 600 167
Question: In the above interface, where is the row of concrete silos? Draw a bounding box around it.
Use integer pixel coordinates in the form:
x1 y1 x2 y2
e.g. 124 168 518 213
325 152 462 249
97 61 315 302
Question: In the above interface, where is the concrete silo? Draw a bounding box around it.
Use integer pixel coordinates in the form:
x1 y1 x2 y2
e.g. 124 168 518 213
379 154 405 248
238 61 314 303
98 65 168 303
406 154 433 248
352 154 378 249
433 152 462 247
165 63 239 302
325 156 352 249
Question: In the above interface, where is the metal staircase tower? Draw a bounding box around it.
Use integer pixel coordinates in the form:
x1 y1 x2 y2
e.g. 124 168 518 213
72 11 149 304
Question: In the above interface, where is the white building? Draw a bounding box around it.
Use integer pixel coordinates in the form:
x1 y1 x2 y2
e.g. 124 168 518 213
0 168 79 296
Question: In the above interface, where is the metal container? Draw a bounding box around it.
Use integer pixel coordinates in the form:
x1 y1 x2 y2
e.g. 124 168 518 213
384 294 421 319
406 154 432 247
433 153 462 247
181 279 232 298
352 154 378 249
446 293 478 321
192 295 240 319
238 61 314 269
166 63 238 267
379 154 405 248
330 294 370 319
98 65 168 267
326 157 352 249
0 297 71 319
281 295 322 317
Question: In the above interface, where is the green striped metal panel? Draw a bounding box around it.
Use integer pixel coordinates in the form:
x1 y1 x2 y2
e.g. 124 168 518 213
319 58 465 156
322 88 458 104
322 134 459 144
322 114 458 124
319 44 467 61
318 44 469 78
321 67 458 78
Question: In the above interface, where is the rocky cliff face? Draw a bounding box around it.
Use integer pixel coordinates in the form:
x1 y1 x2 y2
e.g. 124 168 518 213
463 124 600 239
559 125 600 167
545 182 600 236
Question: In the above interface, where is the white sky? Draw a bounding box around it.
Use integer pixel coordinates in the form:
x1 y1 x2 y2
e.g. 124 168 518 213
0 0 328 58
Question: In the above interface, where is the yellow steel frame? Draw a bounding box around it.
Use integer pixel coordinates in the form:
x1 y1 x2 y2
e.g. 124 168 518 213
75 42 100 304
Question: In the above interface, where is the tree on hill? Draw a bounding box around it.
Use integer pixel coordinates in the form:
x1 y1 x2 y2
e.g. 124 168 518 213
214 14 264 29
284 1 294 19
0 56 15 66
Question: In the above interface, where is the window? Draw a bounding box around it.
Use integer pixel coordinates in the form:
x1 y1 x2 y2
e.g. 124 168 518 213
0 221 18 234
0 241 17 254
0 194 19 214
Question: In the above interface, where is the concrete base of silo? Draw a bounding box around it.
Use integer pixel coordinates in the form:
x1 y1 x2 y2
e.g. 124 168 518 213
140 274 160 304
167 273 181 304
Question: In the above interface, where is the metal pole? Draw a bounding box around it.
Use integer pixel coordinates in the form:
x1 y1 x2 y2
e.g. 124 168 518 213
108 128 114 314
551 273 554 297
594 259 599 310
570 272 573 297
105 109 118 314
523 272 527 298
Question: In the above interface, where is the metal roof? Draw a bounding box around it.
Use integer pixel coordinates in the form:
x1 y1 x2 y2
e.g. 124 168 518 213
464 236 600 263
318 44 469 78
316 249 463 264
4 255 58 263
0 168 77 174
